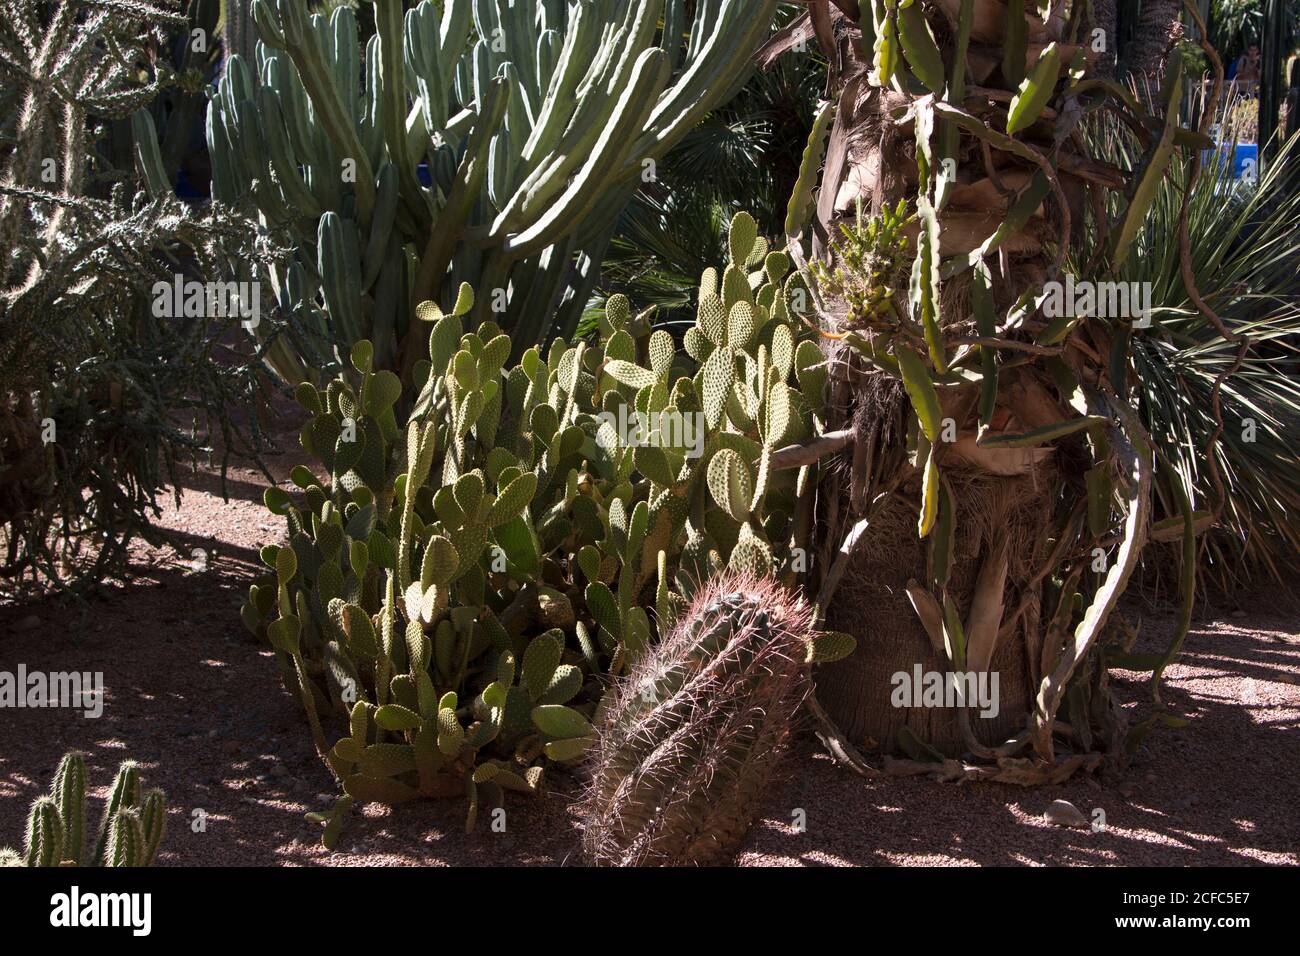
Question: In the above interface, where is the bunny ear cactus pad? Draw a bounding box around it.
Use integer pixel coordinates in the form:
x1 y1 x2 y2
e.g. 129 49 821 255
245 212 833 838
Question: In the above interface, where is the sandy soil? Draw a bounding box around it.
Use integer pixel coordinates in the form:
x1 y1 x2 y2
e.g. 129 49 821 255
1 445 1297 867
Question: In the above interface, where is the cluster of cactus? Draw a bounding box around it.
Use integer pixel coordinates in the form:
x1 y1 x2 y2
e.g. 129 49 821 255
242 213 833 827
580 573 851 866
0 754 165 868
808 197 912 331
0 0 271 596
207 0 779 382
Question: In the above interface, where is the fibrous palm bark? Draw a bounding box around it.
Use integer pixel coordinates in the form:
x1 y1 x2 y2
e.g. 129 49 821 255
1090 0 1118 78
1121 0 1184 79
761 0 1230 780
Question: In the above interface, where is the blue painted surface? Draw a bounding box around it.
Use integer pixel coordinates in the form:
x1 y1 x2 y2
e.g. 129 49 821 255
1200 143 1259 180
1232 143 1257 179
175 169 205 200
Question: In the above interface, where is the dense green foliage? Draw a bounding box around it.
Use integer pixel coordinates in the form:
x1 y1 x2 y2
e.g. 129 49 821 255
243 214 834 827
208 0 780 384
773 0 1248 768
597 38 824 327
0 0 270 596
1084 119 1300 588
1209 0 1298 62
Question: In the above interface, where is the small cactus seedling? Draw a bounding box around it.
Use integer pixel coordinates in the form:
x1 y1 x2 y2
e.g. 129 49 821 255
0 753 166 868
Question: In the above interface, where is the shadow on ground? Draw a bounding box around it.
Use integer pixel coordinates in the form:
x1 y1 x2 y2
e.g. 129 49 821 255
739 611 1300 866
2 473 1296 866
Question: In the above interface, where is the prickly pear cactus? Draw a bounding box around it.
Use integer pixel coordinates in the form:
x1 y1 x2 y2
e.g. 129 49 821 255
580 572 853 866
208 0 780 383
244 213 834 831
0 753 166 868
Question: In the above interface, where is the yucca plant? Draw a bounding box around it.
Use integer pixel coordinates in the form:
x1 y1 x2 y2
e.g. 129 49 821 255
1081 105 1300 591
759 1 1237 776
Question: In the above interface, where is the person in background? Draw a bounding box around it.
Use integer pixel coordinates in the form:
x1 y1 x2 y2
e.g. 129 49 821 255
1232 43 1262 95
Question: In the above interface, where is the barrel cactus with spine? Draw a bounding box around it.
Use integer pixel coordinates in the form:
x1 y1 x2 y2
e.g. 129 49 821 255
581 573 852 866
242 213 834 830
207 0 779 384
0 753 166 868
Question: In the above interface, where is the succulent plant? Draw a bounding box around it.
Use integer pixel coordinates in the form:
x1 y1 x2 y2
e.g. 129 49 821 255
771 1 1227 769
221 0 259 64
579 572 852 866
0 753 166 868
207 0 780 383
244 212 835 830
808 197 913 330
0 0 270 598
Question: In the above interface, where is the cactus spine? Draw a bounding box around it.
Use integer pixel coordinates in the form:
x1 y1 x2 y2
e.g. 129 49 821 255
91 761 141 866
105 811 146 868
52 751 86 865
139 789 167 866
221 0 260 64
581 573 816 866
24 798 64 868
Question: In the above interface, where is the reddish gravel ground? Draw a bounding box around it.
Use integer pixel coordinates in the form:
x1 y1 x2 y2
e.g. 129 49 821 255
1 447 1297 867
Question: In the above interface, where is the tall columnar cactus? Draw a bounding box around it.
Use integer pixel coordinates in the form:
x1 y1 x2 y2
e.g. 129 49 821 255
207 0 780 384
220 0 260 64
244 212 839 832
580 572 851 866
0 753 166 868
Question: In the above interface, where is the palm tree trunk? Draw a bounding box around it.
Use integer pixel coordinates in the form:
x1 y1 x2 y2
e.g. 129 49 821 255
757 0 1192 774
1122 0 1183 80
1092 0 1119 78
